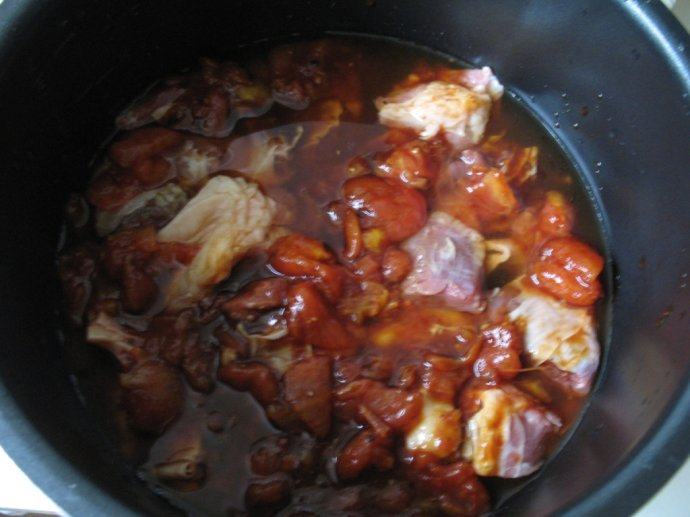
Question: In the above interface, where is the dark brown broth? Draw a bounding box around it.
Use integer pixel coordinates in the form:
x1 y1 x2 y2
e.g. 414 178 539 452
64 35 605 516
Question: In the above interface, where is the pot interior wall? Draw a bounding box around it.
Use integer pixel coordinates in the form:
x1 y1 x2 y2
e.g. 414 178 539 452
0 1 688 516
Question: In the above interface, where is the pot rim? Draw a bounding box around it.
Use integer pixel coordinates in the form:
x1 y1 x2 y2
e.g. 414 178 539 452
0 0 687 515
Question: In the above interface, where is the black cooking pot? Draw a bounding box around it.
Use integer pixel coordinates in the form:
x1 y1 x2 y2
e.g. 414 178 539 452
0 0 688 515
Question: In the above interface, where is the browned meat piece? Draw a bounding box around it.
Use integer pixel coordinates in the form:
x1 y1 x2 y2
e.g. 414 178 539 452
108 127 184 168
270 234 345 302
461 385 562 477
381 247 412 283
336 429 394 480
245 474 291 509
473 323 523 382
335 379 423 432
181 335 216 393
284 356 332 438
120 258 158 314
222 277 289 320
286 282 354 351
86 312 143 371
117 59 272 138
119 358 184 435
268 39 362 111
405 457 490 517
217 361 280 406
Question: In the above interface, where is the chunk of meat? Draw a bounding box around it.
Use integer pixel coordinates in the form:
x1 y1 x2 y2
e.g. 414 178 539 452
218 361 280 406
473 324 523 382
401 212 485 312
343 176 427 242
537 191 575 238
117 58 272 137
245 475 291 509
222 278 289 320
405 394 462 458
86 313 142 370
95 183 188 236
508 280 600 394
437 66 505 101
421 355 471 404
376 81 495 150
437 159 519 230
103 225 159 278
143 312 195 366
120 358 185 435
381 247 412 283
284 356 332 438
373 139 443 189
528 236 603 306
462 386 561 477
405 457 490 516
158 176 276 309
120 258 158 314
286 282 354 351
334 379 423 432
351 253 383 282
181 336 216 393
109 127 184 168
269 234 344 300
268 39 362 110
87 164 145 211
336 430 394 480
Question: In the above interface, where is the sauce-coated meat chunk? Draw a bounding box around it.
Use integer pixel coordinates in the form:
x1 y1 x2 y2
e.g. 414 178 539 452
286 282 354 351
120 359 185 435
269 234 344 300
528 236 603 306
159 176 276 309
222 278 289 320
343 175 427 243
462 386 561 478
508 280 600 394
406 456 490 516
335 379 423 432
402 212 485 312
376 79 499 150
117 58 272 137
405 394 462 458
284 356 333 438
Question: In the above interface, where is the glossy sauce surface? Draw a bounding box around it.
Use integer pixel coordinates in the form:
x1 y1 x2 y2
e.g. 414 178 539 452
59 36 605 516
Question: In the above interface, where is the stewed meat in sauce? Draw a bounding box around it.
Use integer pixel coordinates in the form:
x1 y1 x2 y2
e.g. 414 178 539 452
59 37 605 516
